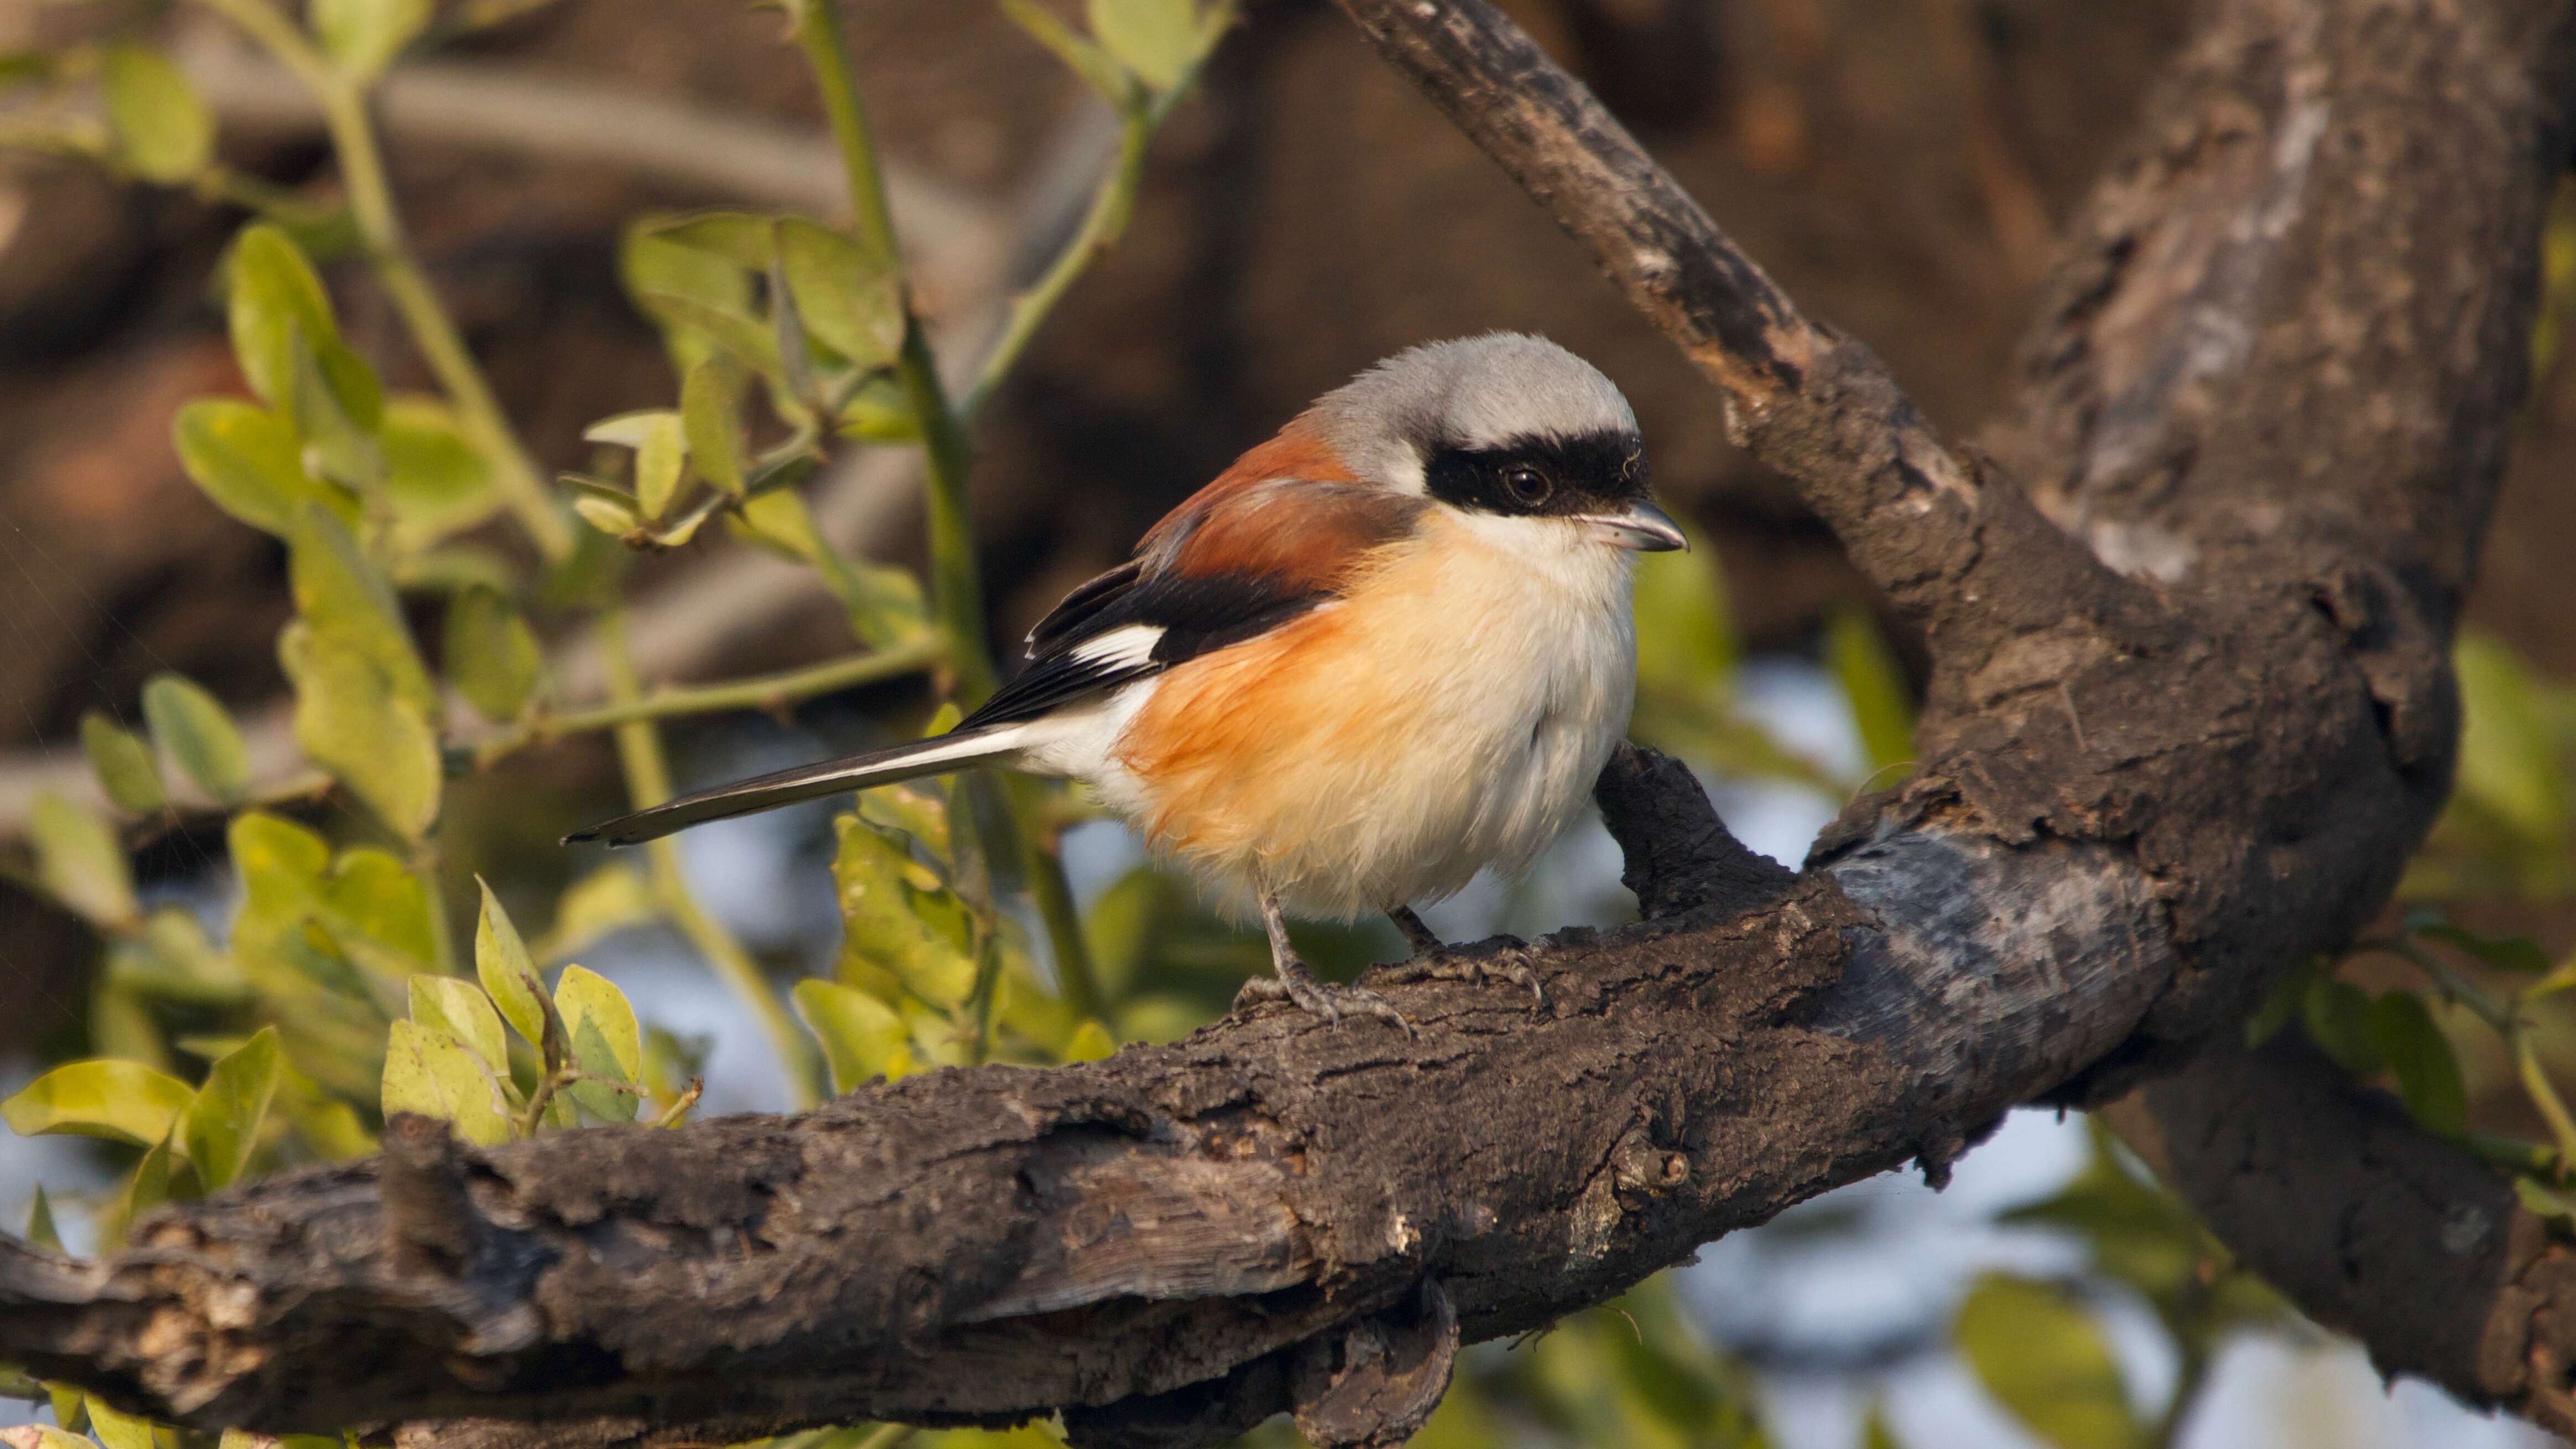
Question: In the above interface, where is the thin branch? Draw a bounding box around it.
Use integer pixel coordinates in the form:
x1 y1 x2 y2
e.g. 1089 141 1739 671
467 636 944 768
0 99 1121 844
184 0 578 561
789 0 992 701
1326 0 2032 634
172 33 1012 300
788 0 1103 1017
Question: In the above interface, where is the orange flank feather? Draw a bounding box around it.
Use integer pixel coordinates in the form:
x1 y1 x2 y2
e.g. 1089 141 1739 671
1110 506 1633 919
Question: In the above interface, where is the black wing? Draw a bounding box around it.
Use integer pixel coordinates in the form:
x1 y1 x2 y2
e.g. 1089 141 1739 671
960 569 1330 730
1026 558 1143 655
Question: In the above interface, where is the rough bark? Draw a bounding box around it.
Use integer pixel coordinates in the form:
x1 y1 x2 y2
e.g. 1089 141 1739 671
3 0 2573 1445
2105 1036 2576 1420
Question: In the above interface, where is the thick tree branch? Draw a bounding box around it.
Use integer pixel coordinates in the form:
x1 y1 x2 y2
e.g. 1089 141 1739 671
2105 1034 2576 1425
4 0 2573 1445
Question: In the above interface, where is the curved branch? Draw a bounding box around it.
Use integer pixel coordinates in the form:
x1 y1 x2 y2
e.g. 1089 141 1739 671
3 0 2572 1445
1331 0 2077 641
2105 1035 2576 1428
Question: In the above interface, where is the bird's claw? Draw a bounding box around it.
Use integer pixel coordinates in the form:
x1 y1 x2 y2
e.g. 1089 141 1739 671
1386 943 1548 1011
1238 971 1416 1037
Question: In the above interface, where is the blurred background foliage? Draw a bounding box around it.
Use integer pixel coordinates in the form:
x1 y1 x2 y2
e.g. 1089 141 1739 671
1 2 2575 1448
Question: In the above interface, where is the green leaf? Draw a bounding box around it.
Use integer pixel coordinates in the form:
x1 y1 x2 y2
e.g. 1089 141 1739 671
1064 1019 1116 1063
1088 0 1218 90
2528 951 2576 1004
226 225 340 411
287 503 436 717
172 399 352 538
857 780 951 864
143 672 252 804
792 977 909 1092
833 374 920 442
633 410 685 521
81 711 166 814
2371 991 2469 1135
25 1183 61 1251
833 815 978 1008
640 290 786 384
309 0 431 81
410 976 510 1081
0 52 51 92
127 1125 200 1219
289 332 386 488
279 621 442 840
99 45 212 183
2244 958 2317 1048
2453 633 2573 847
1955 1274 2140 1449
180 1027 281 1190
84 1398 159 1449
28 790 137 929
2517 1174 2576 1232
536 864 657 961
1861 1405 1903 1449
232 809 330 884
45 1381 84 1441
555 965 642 1121
2413 918 2554 976
381 1019 514 1146
726 489 926 647
110 907 252 1006
582 412 671 450
1827 605 1916 775
1081 867 1165 1001
2303 977 2385 1077
681 356 748 497
221 1422 335 1449
475 877 552 1055
2 1059 194 1147
1000 0 1131 101
642 211 778 270
775 219 904 370
324 846 437 972
1631 524 1736 691
1 1425 98 1449
443 584 542 724
620 224 754 375
398 544 518 596
573 494 642 538
381 396 501 553
641 490 725 549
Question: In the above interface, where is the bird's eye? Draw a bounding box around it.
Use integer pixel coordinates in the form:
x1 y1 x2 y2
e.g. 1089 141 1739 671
1500 465 1553 506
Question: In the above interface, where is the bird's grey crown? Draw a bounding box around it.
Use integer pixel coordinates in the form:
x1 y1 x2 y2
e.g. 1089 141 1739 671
1307 332 1639 492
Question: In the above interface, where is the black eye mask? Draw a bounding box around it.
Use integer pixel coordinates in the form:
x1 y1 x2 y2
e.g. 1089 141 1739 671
1422 430 1649 519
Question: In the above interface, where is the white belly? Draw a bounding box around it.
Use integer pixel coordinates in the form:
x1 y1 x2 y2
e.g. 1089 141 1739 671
1068 513 1637 920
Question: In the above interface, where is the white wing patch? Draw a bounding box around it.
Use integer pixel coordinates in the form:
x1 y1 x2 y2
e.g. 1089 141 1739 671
1070 623 1163 670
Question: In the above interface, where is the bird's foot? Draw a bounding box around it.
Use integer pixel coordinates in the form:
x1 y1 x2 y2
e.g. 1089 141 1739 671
1238 959 1414 1036
1384 942 1548 1011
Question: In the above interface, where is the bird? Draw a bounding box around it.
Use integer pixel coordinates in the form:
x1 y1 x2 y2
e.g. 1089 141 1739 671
567 333 1684 1026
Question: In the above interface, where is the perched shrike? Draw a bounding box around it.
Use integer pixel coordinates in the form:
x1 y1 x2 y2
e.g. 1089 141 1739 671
571 333 1683 1027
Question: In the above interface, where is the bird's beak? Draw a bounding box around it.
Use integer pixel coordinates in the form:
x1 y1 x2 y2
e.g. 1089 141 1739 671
1580 499 1688 552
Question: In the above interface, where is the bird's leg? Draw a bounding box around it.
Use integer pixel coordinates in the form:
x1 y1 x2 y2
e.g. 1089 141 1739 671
1235 889 1413 1034
1382 904 1548 1010
1388 904 1447 957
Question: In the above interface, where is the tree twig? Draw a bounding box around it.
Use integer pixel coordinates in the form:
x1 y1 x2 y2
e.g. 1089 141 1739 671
171 31 1011 302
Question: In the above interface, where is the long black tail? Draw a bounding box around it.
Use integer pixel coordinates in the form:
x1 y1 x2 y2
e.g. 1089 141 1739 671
562 724 1029 847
